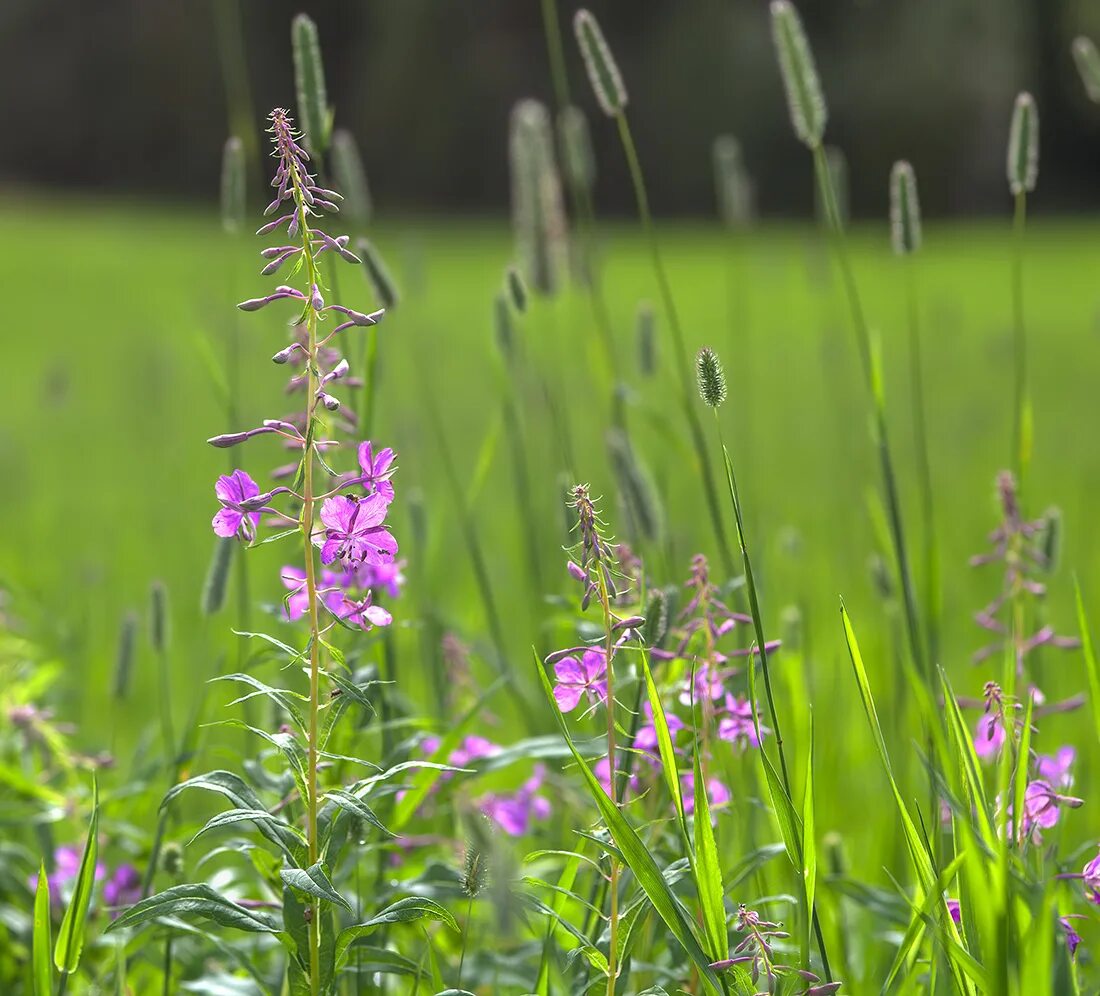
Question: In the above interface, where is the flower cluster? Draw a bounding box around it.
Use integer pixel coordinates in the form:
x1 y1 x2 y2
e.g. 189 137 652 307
31 846 141 918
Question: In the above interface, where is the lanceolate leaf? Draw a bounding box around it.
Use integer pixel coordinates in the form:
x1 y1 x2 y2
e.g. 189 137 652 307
691 737 728 963
534 651 724 994
280 862 352 913
335 897 457 967
54 778 99 973
105 882 282 934
32 862 52 995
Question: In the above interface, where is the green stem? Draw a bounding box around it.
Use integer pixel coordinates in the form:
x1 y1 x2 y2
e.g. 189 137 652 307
594 558 619 994
1011 190 1030 493
614 112 735 577
712 410 833 983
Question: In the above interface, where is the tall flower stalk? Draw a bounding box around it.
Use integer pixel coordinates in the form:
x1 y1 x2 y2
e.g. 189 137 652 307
573 9 735 577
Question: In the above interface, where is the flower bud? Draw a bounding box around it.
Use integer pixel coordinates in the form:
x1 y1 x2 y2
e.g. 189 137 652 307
292 13 330 154
1007 92 1039 196
889 160 922 255
696 346 727 409
771 0 827 148
574 10 628 117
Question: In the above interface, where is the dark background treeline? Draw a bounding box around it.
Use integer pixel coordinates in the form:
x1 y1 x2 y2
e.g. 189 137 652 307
5 0 1100 217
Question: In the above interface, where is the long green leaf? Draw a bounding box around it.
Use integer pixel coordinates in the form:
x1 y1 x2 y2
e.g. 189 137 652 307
534 651 723 994
105 882 281 934
802 713 818 966
1074 577 1100 744
54 779 99 973
280 863 352 913
692 736 728 962
335 897 458 967
32 862 51 995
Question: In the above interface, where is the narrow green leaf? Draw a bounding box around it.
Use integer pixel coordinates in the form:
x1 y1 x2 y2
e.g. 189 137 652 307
33 862 52 995
640 648 686 830
335 897 457 967
280 863 352 913
1074 577 1100 744
692 738 728 962
802 714 818 964
54 779 99 972
534 651 723 994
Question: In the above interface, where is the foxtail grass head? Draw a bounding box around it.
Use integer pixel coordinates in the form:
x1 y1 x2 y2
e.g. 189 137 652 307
713 134 754 228
509 99 567 296
889 160 922 255
574 10 627 117
149 580 170 654
220 137 246 234
559 105 597 193
291 13 330 154
696 347 727 409
1073 37 1100 103
771 0 827 148
505 265 528 313
331 129 373 226
1007 92 1038 196
356 237 400 310
636 301 656 377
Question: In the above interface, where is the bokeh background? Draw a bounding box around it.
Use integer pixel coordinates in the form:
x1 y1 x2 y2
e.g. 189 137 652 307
7 0 1100 216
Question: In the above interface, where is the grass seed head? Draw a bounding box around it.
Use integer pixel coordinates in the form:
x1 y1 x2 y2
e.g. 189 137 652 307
493 291 515 363
1007 92 1039 196
696 346 727 409
1073 37 1100 103
642 587 669 648
201 536 234 616
713 134 754 227
771 0 827 148
112 611 138 701
331 129 373 226
889 160 922 255
356 237 400 310
636 301 656 377
574 10 628 117
149 580 170 654
558 104 597 192
505 264 528 313
291 13 330 154
220 136 246 234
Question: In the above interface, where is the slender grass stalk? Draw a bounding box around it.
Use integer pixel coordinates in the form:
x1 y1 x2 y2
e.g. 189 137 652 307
696 347 833 982
609 109 734 575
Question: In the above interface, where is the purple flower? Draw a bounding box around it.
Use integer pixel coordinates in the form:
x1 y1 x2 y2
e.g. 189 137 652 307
29 846 105 909
974 712 1006 761
103 864 142 916
678 662 726 707
1023 779 1083 834
1036 746 1076 789
718 694 767 749
319 494 397 568
355 442 396 503
1060 915 1084 959
280 566 345 621
1084 849 1100 905
595 753 643 797
480 765 551 836
350 558 406 600
451 736 501 767
946 897 961 925
212 470 262 540
634 701 683 756
681 771 731 818
336 590 392 629
552 648 608 712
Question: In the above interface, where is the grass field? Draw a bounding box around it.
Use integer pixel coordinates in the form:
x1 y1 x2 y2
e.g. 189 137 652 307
3 193 1100 990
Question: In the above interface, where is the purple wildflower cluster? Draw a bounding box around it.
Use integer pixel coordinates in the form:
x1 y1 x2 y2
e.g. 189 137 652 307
208 109 398 632
31 846 141 918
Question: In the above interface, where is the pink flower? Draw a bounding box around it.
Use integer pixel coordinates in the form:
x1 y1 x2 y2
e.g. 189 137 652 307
552 649 608 713
212 469 263 540
319 494 397 568
480 765 552 836
354 442 396 503
681 772 730 818
718 694 767 749
974 712 1006 761
1036 746 1075 789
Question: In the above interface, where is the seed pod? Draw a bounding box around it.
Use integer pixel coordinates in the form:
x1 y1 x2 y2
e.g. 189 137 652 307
558 104 597 193
713 134 754 228
889 160 922 255
771 0 827 148
1040 506 1062 574
505 265 528 313
1007 92 1038 196
201 536 234 616
636 301 656 377
606 429 661 544
493 291 515 363
696 346 727 409
220 137 246 234
641 588 669 648
573 10 627 117
149 581 170 654
331 129 373 226
355 237 400 310
1073 37 1100 103
292 13 330 155
815 145 848 230
112 611 138 701
509 100 568 296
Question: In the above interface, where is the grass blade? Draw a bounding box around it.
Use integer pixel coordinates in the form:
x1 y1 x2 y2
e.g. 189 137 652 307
32 862 52 995
54 778 99 974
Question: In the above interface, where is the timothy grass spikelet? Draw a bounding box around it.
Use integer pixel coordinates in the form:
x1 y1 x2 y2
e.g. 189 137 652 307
574 10 627 117
771 0 827 148
641 587 669 648
1041 506 1062 573
201 536 234 616
112 611 138 701
220 137 246 235
636 301 656 377
355 237 400 310
291 13 330 154
696 346 727 409
493 291 516 363
149 581 170 654
461 827 492 898
558 104 597 193
712 134 754 228
509 99 568 296
606 428 661 544
1073 37 1100 103
889 160 922 255
505 264 527 313
1007 92 1039 196
331 129 373 226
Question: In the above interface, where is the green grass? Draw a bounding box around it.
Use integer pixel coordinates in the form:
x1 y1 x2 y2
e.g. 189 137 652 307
3 196 1099 985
